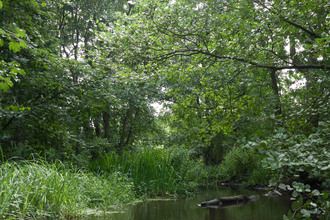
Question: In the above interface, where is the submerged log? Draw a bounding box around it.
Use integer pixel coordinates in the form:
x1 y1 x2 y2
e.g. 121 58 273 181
198 195 259 208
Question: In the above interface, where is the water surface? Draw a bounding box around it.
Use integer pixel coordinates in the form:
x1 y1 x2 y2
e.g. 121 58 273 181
91 186 293 220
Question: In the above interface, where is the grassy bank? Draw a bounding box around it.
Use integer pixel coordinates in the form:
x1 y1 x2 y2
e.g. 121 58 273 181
0 147 198 219
1 145 270 219
0 160 135 219
89 147 197 197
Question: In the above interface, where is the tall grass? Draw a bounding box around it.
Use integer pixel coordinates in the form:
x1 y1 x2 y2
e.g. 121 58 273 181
90 147 196 197
0 159 135 219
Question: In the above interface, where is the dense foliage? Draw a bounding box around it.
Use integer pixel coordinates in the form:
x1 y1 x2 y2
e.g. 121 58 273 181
1 0 330 219
90 147 197 197
0 159 135 219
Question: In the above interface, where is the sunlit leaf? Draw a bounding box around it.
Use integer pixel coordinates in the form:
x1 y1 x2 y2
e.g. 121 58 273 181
9 41 21 52
300 209 311 218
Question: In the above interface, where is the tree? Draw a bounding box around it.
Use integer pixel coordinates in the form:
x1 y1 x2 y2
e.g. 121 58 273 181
0 0 69 156
0 0 162 160
108 0 330 162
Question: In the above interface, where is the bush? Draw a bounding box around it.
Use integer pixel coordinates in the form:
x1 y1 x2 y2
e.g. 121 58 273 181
256 126 330 185
218 145 270 185
186 158 220 184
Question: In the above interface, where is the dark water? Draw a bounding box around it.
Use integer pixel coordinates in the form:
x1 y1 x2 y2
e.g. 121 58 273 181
91 186 293 220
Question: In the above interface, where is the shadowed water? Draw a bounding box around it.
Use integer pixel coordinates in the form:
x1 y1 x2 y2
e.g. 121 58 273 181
88 186 293 220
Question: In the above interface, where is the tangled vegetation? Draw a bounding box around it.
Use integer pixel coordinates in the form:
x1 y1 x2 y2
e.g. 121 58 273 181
1 0 330 219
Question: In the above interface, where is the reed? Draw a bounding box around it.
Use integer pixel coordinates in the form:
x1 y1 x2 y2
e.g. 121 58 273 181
90 147 193 197
0 159 134 219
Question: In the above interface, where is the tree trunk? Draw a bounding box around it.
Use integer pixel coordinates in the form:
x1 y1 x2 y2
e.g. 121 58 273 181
83 119 92 140
215 131 223 164
94 115 102 137
118 105 135 151
269 70 282 116
124 109 139 147
103 112 110 143
203 143 215 165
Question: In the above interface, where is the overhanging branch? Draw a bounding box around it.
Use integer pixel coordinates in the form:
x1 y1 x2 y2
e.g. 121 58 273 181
151 49 330 71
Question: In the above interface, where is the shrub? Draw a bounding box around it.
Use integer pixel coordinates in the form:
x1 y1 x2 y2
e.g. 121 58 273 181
218 145 270 185
186 158 220 184
257 127 330 185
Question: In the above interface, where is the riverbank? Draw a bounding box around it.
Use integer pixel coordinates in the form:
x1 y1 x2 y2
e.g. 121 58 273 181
0 160 136 219
1 145 328 220
0 147 198 219
0 151 273 219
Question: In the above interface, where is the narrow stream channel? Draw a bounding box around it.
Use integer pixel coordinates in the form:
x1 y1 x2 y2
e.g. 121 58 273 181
88 186 293 220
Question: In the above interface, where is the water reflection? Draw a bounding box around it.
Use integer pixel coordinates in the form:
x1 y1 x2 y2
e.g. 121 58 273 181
201 194 290 220
89 186 293 220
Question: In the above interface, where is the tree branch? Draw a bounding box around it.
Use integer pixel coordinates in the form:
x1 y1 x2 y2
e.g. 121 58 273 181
255 0 321 39
151 49 330 71
282 18 321 39
2 116 15 132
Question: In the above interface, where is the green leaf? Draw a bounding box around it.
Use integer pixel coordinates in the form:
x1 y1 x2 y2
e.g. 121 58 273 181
321 165 330 170
19 40 27 49
292 190 298 197
309 208 318 214
9 41 21 53
0 77 12 92
283 215 289 220
300 209 311 218
15 29 26 38
41 2 46 7
292 201 301 209
0 82 10 91
321 191 328 199
279 183 287 190
0 1 2 9
278 127 285 133
312 189 320 195
286 209 294 219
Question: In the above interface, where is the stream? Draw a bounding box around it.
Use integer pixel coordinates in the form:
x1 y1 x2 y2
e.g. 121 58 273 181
88 186 293 220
